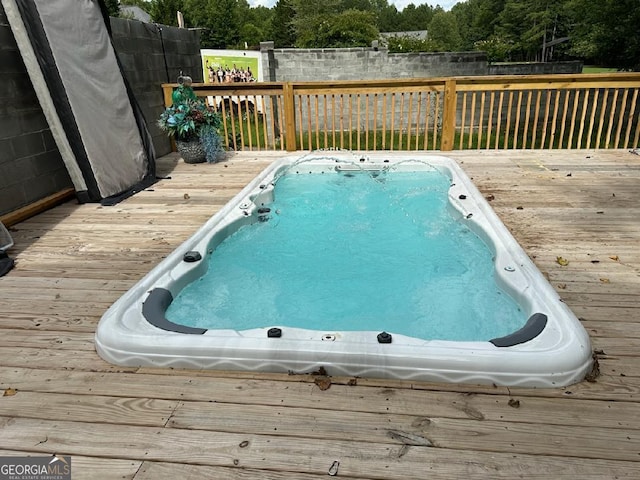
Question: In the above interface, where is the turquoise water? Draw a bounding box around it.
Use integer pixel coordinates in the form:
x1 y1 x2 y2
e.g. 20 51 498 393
166 170 526 341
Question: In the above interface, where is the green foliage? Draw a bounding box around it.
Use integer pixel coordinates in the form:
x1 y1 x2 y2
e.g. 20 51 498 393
324 9 379 47
375 2 401 32
158 94 222 141
386 36 437 53
239 23 265 49
159 89 224 162
387 9 461 54
181 0 238 48
104 0 121 16
235 4 273 48
290 0 339 47
453 0 573 63
294 8 379 48
148 0 185 26
145 0 640 71
270 0 296 47
568 0 640 71
474 35 515 62
208 0 240 48
427 11 462 51
494 0 564 61
452 0 500 50
395 3 436 31
199 124 225 162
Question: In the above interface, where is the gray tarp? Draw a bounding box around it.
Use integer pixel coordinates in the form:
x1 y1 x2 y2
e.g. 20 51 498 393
3 0 155 203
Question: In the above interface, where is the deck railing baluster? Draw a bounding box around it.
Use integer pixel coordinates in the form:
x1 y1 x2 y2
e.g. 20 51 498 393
161 74 640 152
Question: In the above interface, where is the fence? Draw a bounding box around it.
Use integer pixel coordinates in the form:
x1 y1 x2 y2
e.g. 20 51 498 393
161 73 640 152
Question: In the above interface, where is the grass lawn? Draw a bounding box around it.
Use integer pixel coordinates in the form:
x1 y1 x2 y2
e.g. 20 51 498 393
582 65 619 73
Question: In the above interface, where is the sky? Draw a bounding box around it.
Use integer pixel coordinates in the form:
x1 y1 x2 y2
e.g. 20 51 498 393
247 1 461 12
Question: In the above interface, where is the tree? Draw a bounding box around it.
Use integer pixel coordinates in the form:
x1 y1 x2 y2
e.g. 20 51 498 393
291 0 341 25
270 0 297 47
427 11 462 51
290 0 341 47
387 35 438 53
183 0 240 48
234 1 272 48
374 1 401 33
479 0 569 62
207 0 241 48
295 9 379 48
140 0 638 70
239 23 264 49
288 0 385 48
568 0 640 70
474 35 515 62
149 0 185 26
342 0 376 11
104 0 120 16
396 3 435 31
324 9 379 47
453 0 505 50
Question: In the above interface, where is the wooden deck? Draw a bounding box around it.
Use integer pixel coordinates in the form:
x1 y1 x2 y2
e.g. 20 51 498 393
1 149 639 479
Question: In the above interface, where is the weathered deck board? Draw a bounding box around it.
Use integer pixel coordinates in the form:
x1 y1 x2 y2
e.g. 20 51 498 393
1 150 639 479
1 366 636 430
134 462 347 480
0 392 177 426
0 451 141 480
132 458 640 480
2 417 639 479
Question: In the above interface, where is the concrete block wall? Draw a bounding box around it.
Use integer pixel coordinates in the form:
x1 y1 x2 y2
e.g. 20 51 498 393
265 45 489 82
109 18 202 157
260 43 581 82
0 4 72 217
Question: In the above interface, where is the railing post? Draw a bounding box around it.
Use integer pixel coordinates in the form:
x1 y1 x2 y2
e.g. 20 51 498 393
283 82 297 151
162 84 177 152
441 79 457 151
162 84 173 107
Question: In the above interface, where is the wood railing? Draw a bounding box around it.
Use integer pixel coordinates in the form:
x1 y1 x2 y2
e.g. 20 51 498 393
162 73 640 152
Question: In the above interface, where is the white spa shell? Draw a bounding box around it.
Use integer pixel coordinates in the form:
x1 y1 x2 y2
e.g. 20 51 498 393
95 153 593 387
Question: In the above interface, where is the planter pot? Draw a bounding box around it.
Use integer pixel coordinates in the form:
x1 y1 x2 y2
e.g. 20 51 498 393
176 138 206 164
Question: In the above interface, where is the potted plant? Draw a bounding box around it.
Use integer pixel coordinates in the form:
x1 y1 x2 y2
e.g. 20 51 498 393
158 78 225 163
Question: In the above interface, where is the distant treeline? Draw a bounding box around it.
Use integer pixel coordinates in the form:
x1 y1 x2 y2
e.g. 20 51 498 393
114 0 640 71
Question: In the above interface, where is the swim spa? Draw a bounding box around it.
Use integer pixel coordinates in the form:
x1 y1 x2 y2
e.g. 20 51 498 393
95 153 592 387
